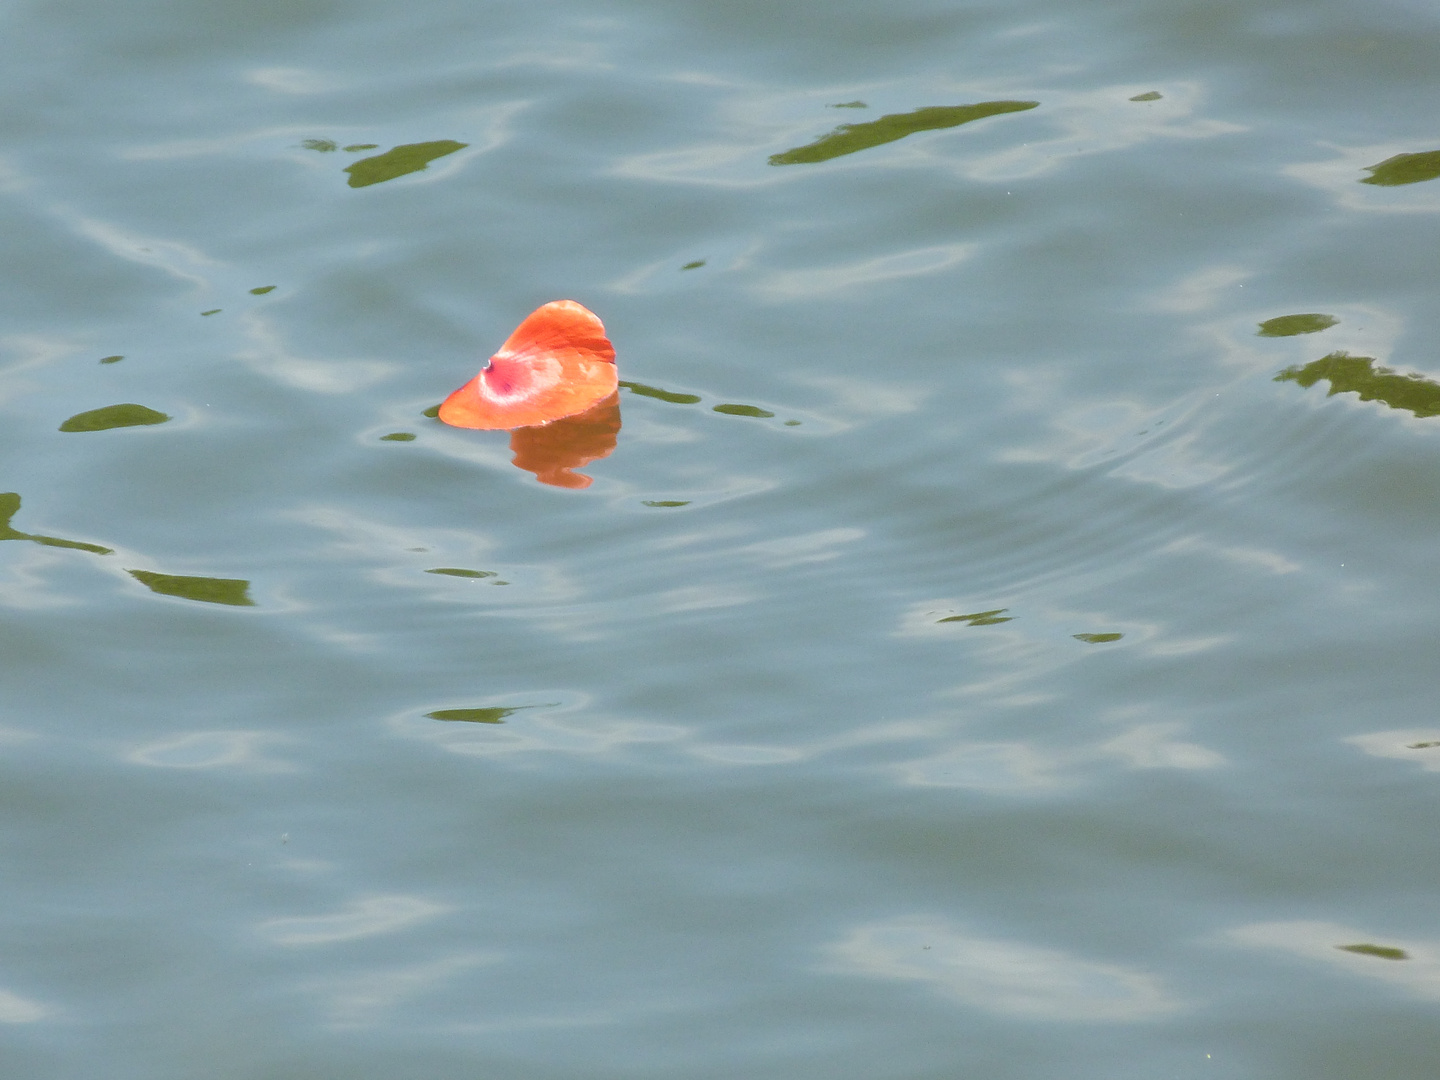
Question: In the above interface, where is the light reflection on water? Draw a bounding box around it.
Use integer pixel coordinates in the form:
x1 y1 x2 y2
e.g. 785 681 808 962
258 895 451 946
1225 923 1440 1002
0 988 50 1025
126 730 294 771
826 916 1181 1021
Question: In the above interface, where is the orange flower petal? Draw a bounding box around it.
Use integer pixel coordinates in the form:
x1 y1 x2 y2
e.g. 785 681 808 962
438 300 617 430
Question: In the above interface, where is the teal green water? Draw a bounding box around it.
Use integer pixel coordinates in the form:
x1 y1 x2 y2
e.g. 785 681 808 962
4 0 1440 1077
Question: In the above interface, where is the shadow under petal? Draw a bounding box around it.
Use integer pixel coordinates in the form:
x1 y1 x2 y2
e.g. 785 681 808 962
508 392 621 489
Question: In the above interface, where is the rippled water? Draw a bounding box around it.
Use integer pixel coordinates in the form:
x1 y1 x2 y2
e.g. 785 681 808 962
4 0 1440 1076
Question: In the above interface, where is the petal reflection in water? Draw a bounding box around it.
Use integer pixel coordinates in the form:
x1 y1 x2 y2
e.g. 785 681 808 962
826 916 1180 1021
508 392 621 489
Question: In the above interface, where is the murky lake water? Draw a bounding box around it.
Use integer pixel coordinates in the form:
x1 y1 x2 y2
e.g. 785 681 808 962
4 0 1440 1076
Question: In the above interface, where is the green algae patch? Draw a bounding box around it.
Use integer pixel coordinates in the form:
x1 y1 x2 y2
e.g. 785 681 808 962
1258 313 1338 337
129 570 254 606
422 404 441 418
380 432 416 441
1129 91 1162 101
249 285 276 295
427 703 554 724
938 609 1013 626
620 380 701 404
1360 150 1440 187
200 309 221 316
1275 353 1440 418
344 144 379 152
829 101 868 109
99 355 123 364
425 568 496 578
681 260 706 270
770 101 1039 165
1074 632 1123 643
303 138 338 152
0 493 112 554
713 403 774 418
643 500 690 507
428 707 514 723
60 404 170 432
345 140 468 187
1338 943 1409 960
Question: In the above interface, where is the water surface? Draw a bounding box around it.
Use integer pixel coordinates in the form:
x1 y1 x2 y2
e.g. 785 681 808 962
3 0 1440 1077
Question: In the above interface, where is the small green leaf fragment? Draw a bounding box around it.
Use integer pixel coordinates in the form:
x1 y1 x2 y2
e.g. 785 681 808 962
0 493 113 554
200 309 221 316
380 432 416 441
770 101 1039 165
343 144 379 152
1338 943 1409 960
99 355 123 364
1275 352 1440 418
681 260 706 270
423 404 442 418
128 569 254 606
60 404 170 432
619 381 701 404
427 707 515 724
0 493 21 533
344 140 468 187
425 568 496 578
427 702 556 724
1129 91 1162 101
1407 741 1440 749
249 285 277 295
1074 632 1123 643
1257 313 1338 337
938 609 1013 626
784 419 802 426
829 101 868 108
303 139 338 152
32 535 113 554
1360 150 1440 187
713 403 775 418
643 500 690 507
